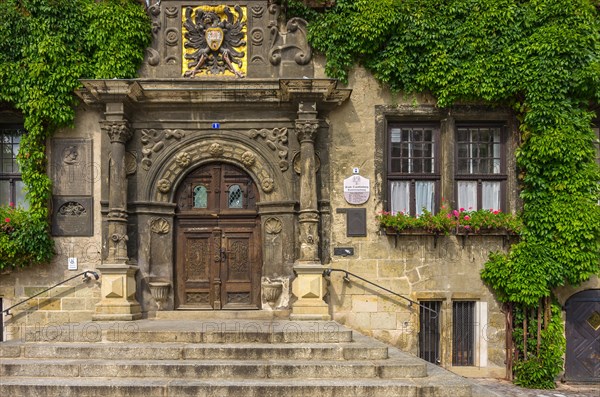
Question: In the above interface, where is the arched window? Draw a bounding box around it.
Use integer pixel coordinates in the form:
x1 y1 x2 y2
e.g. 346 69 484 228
193 185 207 208
228 184 243 208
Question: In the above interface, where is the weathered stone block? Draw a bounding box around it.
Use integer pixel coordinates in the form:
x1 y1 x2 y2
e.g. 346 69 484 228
351 295 378 313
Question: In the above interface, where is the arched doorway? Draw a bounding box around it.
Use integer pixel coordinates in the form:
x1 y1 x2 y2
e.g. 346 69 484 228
565 289 600 382
174 163 261 310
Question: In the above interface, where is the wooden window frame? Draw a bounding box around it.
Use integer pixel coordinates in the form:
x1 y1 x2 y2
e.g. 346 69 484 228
454 123 507 211
0 125 25 207
387 122 441 216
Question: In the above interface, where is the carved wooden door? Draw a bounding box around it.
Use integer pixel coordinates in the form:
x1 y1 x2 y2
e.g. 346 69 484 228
175 164 261 310
565 289 600 382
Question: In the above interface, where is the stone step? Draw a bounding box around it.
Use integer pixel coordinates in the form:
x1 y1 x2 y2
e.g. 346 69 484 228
0 375 472 397
0 341 389 361
0 357 427 379
155 309 291 320
13 319 352 343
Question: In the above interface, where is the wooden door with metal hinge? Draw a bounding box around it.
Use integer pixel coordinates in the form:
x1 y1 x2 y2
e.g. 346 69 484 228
175 163 261 310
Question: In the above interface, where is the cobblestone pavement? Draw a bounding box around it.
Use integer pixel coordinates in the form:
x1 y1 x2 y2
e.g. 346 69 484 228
471 377 599 397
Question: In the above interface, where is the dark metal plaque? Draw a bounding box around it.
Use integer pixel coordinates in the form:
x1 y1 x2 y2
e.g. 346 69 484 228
51 196 93 236
51 139 93 196
336 208 367 237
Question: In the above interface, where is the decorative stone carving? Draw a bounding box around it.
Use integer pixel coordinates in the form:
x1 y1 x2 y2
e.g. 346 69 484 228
295 119 319 142
150 217 170 234
146 48 160 66
261 276 290 310
251 6 265 18
52 197 93 236
261 178 274 193
251 28 264 46
140 129 185 170
125 151 137 175
293 152 321 174
58 201 86 216
101 121 132 144
51 138 92 196
269 18 312 66
182 5 247 78
165 6 178 18
248 128 289 171
157 179 172 193
148 281 171 311
241 151 256 166
165 28 179 46
264 217 283 234
175 151 191 168
209 143 224 157
262 279 283 308
110 233 129 261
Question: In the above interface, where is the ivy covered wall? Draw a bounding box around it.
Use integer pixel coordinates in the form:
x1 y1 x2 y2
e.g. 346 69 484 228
291 0 600 388
0 0 150 268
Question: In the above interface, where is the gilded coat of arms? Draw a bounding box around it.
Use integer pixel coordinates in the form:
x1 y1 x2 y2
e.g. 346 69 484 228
183 5 246 78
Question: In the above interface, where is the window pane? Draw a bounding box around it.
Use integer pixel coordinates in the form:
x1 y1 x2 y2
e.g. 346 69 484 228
193 185 207 208
390 181 409 215
457 181 477 210
14 180 28 210
0 180 10 205
415 181 435 215
482 181 501 211
391 158 402 173
391 128 401 143
456 126 503 175
228 184 243 208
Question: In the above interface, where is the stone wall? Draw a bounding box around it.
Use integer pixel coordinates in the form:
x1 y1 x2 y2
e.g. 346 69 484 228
316 58 512 376
2 108 104 337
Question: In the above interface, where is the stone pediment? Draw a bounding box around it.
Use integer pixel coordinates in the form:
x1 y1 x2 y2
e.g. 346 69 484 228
76 79 351 107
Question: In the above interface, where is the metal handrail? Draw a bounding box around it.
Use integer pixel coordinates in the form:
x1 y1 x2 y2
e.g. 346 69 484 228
2 270 99 316
323 268 438 318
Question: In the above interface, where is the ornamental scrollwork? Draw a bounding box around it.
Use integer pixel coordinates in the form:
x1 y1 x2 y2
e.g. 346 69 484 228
269 18 312 66
248 128 289 171
140 129 185 170
182 5 246 78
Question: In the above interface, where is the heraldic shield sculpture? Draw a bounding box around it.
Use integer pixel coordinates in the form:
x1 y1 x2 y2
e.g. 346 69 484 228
183 5 247 78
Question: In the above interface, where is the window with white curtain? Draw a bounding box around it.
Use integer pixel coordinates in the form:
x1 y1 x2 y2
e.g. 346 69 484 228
388 124 439 215
0 126 28 209
455 125 505 211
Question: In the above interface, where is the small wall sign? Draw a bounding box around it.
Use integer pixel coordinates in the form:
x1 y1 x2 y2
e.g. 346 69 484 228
343 174 370 205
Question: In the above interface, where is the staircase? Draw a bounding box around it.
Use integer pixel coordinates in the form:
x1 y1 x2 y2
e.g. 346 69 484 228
0 318 474 397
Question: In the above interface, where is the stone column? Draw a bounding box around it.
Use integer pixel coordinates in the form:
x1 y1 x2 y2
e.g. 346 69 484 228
93 103 142 321
291 102 330 320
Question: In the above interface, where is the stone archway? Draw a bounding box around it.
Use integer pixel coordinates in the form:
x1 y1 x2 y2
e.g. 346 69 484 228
173 162 262 310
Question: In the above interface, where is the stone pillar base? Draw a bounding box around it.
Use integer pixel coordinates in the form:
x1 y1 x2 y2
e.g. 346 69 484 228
290 263 331 321
93 264 142 321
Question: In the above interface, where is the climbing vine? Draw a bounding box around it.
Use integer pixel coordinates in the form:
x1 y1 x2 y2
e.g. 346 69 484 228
296 0 600 388
0 0 151 268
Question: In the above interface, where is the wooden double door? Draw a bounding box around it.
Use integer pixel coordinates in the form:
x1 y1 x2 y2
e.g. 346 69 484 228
175 164 261 310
